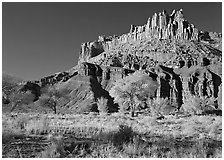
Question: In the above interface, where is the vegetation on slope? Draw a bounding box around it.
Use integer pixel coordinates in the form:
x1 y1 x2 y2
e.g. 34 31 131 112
2 113 222 158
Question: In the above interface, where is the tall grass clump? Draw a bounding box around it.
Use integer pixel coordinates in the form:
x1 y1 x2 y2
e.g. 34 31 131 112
94 124 135 148
25 115 50 135
111 125 135 146
97 97 109 114
147 97 173 117
181 96 217 115
2 114 29 144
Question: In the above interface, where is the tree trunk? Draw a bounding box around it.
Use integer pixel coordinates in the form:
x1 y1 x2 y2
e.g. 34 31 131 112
11 102 18 112
129 101 135 117
53 102 57 114
130 111 135 117
130 107 135 117
54 108 57 114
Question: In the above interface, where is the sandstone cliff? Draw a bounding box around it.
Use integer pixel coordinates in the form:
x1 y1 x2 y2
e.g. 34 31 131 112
18 9 222 114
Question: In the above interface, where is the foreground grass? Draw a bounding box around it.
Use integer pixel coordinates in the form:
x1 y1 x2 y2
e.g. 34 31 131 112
2 112 222 158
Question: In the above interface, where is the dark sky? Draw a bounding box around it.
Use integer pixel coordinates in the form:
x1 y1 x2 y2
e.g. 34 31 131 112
2 2 222 80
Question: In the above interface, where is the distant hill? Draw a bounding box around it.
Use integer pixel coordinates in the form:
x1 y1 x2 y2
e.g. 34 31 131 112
2 73 24 111
2 73 23 95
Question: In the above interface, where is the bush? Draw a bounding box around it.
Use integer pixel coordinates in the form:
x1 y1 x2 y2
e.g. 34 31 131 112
180 96 217 115
147 97 171 117
94 125 135 148
37 143 61 158
97 97 109 114
112 125 135 146
2 114 29 144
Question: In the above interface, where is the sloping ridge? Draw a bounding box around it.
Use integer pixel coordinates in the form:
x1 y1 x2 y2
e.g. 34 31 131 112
58 74 118 113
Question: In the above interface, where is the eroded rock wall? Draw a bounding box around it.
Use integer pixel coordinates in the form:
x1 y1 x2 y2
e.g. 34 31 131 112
79 9 200 63
19 8 221 114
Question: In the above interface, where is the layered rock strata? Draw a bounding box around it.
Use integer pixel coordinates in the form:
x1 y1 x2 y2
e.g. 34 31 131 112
79 9 201 63
21 9 222 113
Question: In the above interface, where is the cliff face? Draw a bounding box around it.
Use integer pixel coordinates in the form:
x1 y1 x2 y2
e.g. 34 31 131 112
79 9 201 64
21 9 222 114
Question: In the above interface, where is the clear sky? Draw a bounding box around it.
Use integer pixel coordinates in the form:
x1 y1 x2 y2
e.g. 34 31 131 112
2 2 222 81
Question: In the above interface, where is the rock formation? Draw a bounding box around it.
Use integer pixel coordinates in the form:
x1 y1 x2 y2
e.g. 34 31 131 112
20 81 41 101
16 9 222 114
79 9 201 64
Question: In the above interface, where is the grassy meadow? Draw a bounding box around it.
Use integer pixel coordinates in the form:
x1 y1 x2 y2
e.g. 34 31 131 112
2 112 222 158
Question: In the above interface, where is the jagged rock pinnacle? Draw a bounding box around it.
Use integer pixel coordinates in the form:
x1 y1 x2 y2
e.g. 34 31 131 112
78 9 200 63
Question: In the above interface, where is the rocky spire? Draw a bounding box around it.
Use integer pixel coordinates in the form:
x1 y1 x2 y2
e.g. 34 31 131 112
79 9 200 63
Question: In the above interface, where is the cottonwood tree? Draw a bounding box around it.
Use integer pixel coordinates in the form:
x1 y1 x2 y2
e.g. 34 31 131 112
109 71 158 116
39 85 71 114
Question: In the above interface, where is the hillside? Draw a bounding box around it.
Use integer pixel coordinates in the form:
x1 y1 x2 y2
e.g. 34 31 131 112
4 9 222 114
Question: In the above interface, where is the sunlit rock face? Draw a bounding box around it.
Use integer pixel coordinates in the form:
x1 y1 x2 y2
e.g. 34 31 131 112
78 9 201 64
22 9 221 113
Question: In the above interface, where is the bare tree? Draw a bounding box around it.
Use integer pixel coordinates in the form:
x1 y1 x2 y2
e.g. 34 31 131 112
10 91 35 112
39 86 71 114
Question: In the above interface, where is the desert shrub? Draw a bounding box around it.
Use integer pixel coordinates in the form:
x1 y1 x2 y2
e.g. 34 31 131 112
89 142 119 158
181 96 202 115
110 125 135 146
37 143 61 158
38 134 91 158
123 135 147 157
39 86 71 114
146 97 171 117
109 71 158 116
95 125 135 147
97 97 109 114
181 96 217 115
2 114 29 144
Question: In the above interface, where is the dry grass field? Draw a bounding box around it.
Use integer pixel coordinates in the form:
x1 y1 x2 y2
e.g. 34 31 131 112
2 112 222 158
